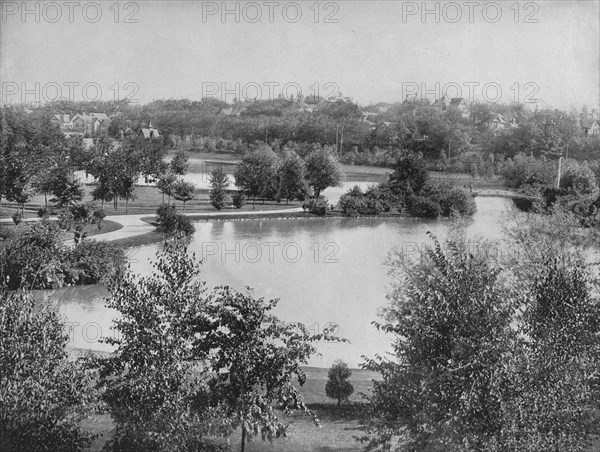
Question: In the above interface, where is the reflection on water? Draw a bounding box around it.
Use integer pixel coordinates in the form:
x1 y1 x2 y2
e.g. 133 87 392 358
41 197 513 367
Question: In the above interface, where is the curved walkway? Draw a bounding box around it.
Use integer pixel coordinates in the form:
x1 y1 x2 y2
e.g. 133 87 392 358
93 207 304 242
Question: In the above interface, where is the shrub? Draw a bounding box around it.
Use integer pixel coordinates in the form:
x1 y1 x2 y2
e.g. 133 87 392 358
37 207 49 219
232 191 245 209
93 208 106 229
439 188 477 217
156 204 195 236
11 212 23 225
409 197 441 218
302 196 328 216
0 291 97 451
67 240 126 285
337 194 365 216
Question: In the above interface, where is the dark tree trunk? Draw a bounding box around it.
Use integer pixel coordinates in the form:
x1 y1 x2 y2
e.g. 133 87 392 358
337 397 341 407
241 427 246 452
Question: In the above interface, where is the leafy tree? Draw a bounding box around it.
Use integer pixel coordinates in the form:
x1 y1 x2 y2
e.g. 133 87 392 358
388 152 428 199
361 235 513 451
49 169 84 207
192 286 338 452
304 147 343 197
234 147 280 207
325 360 354 406
156 171 177 204
277 153 307 203
209 166 229 210
494 257 600 451
170 148 190 176
155 204 195 236
0 290 97 451
172 179 195 210
95 241 222 451
559 159 598 195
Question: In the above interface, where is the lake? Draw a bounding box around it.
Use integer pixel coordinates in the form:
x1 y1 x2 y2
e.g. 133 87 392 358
39 197 514 368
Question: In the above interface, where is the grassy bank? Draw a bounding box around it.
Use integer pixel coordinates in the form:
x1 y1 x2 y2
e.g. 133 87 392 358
81 365 378 452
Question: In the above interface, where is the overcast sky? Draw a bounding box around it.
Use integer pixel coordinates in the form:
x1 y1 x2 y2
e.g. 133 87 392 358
1 0 599 110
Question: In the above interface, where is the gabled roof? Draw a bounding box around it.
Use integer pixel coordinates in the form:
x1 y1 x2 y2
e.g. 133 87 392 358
449 97 467 108
90 113 109 121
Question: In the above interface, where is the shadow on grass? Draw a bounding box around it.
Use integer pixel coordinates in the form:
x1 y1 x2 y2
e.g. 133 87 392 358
308 403 368 423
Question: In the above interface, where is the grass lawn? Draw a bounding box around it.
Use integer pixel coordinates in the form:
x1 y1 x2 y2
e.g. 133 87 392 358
0 219 123 240
81 366 378 452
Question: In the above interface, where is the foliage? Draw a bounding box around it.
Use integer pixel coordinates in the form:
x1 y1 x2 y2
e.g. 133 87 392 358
232 191 245 209
193 286 338 452
408 196 441 218
559 159 598 195
277 153 308 203
325 360 354 406
209 166 229 210
11 211 23 225
493 258 600 451
388 152 428 199
361 235 514 451
170 148 190 176
304 148 343 197
234 147 280 206
95 240 223 452
438 188 477 217
337 185 388 216
96 240 334 452
156 171 177 204
0 220 125 290
500 153 556 189
302 196 329 216
171 179 195 210
0 290 97 452
155 203 195 236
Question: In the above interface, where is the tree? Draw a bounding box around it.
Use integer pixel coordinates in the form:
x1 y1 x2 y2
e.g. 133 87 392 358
0 290 97 451
388 152 428 199
156 171 177 204
95 240 222 451
172 179 195 210
234 147 280 207
193 286 339 452
325 360 354 406
495 257 600 451
209 166 229 210
49 169 84 207
361 235 513 451
277 153 307 203
304 147 343 197
170 148 190 176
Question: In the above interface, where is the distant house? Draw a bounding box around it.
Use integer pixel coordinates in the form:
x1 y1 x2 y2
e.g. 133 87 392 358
490 113 507 131
580 107 600 137
581 118 600 137
431 96 451 112
51 112 110 137
448 98 469 117
139 122 161 139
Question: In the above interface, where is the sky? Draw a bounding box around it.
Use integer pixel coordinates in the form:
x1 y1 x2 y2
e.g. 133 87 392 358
1 0 599 110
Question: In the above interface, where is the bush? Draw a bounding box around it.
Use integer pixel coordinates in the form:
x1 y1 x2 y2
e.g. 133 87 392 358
409 197 441 218
337 194 365 216
439 188 477 217
302 196 328 216
11 212 23 225
92 208 106 229
37 207 49 219
68 240 126 285
156 204 195 236
0 291 97 451
232 191 245 209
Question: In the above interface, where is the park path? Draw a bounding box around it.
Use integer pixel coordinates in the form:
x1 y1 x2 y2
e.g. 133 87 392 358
1 207 304 244
93 207 304 242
